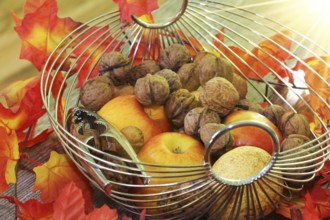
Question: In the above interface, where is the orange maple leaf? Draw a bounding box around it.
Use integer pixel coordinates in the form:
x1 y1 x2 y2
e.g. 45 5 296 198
0 76 50 147
113 0 159 22
11 0 81 71
32 151 93 212
0 127 20 193
53 181 118 220
213 29 294 81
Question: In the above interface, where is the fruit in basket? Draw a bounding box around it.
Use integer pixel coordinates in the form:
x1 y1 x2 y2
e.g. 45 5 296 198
223 110 283 154
98 95 172 144
98 51 131 86
120 126 144 154
133 132 205 212
199 77 239 117
195 52 233 85
159 44 192 71
177 63 200 92
134 73 170 106
164 89 201 128
210 146 283 219
129 60 161 84
183 107 221 137
79 75 115 111
279 112 311 137
155 69 182 92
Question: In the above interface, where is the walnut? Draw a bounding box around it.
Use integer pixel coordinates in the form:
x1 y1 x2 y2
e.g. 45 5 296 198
159 44 192 71
113 84 134 97
177 63 200 91
155 69 182 92
164 89 201 128
120 126 144 154
195 52 233 85
98 51 131 86
97 153 133 193
234 99 264 114
262 104 286 127
129 60 161 84
134 74 170 106
199 123 234 158
281 134 314 180
279 112 310 137
231 74 247 99
199 77 239 117
79 75 115 111
184 107 221 137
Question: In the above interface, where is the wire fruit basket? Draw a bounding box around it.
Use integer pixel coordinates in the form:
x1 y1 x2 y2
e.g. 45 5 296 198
41 0 330 219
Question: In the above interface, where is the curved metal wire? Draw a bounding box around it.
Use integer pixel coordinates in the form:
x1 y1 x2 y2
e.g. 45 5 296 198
40 1 330 219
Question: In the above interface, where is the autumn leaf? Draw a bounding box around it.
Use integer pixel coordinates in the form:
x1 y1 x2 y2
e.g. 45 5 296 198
33 151 93 212
11 0 81 71
15 198 53 220
70 25 122 88
300 56 330 123
0 127 20 193
0 76 49 147
53 181 118 220
113 0 159 22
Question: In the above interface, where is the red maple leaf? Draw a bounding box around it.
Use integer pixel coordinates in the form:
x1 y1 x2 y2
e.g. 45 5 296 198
113 0 159 22
53 181 118 220
11 0 81 72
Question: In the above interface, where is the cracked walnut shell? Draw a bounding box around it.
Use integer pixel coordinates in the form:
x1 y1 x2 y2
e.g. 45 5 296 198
199 77 239 117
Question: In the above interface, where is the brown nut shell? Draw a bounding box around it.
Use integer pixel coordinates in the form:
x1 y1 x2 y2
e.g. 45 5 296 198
164 89 201 128
134 74 170 106
199 123 233 157
196 53 233 85
262 104 286 127
177 63 200 91
279 112 310 137
184 107 221 137
199 77 239 117
159 44 192 71
130 60 161 84
155 69 182 92
231 74 247 99
99 51 131 86
79 75 115 111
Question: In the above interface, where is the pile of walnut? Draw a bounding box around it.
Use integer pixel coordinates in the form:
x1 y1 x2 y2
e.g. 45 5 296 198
79 43 313 175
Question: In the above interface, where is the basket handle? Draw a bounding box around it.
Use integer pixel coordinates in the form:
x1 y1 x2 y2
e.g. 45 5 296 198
131 0 188 29
204 120 281 186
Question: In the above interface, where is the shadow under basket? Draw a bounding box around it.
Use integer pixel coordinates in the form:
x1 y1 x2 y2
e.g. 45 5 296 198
41 1 330 219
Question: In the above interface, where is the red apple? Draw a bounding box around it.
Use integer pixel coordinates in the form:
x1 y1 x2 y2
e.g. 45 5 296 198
133 132 205 213
223 110 283 154
98 95 172 144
